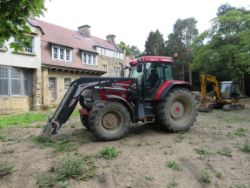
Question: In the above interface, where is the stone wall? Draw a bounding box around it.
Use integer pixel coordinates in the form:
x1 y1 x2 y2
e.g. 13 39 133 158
0 96 32 115
42 68 94 108
98 55 122 77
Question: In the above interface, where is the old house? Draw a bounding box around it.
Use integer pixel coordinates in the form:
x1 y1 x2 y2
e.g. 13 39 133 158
31 20 125 108
0 21 43 114
0 19 126 113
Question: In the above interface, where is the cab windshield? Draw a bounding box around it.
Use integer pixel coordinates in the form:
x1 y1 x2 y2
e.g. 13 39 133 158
129 62 173 81
129 66 142 79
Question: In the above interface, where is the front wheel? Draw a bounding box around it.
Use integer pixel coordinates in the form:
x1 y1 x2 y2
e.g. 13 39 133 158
89 102 131 141
157 88 197 132
80 115 90 129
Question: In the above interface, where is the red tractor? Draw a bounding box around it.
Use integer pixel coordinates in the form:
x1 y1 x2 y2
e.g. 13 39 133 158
43 56 197 140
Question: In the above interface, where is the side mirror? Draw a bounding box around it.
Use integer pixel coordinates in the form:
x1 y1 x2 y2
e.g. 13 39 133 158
137 63 143 73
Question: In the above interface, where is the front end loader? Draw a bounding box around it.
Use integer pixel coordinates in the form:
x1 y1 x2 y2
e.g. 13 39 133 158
43 56 197 141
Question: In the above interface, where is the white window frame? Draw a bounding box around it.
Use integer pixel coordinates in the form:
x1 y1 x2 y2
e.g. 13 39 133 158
0 66 31 96
81 52 97 66
51 45 72 62
25 37 34 54
64 78 72 89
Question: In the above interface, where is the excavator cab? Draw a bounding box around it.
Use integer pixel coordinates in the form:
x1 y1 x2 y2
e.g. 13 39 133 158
220 81 239 100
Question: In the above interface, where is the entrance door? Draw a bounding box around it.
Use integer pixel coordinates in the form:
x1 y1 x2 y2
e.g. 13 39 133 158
48 77 56 101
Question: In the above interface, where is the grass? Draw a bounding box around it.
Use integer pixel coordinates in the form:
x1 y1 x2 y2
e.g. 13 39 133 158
96 147 118 160
0 162 14 177
0 112 47 128
166 161 182 171
0 109 80 128
195 147 211 159
234 128 248 137
55 155 95 180
36 174 60 188
0 134 6 141
167 177 178 188
32 136 77 152
175 134 185 142
145 176 154 181
199 169 211 184
37 155 95 187
241 140 250 153
217 147 232 157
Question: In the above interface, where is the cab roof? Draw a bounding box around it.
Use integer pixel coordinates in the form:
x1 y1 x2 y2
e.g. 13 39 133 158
130 56 174 66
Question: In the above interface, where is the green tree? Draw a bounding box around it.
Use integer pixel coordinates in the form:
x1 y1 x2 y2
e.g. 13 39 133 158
130 45 141 57
192 4 250 92
0 0 46 50
144 30 165 55
118 42 141 57
166 18 198 83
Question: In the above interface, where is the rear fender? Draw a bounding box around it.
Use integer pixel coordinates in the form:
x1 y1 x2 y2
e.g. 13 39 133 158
154 81 192 100
105 95 136 122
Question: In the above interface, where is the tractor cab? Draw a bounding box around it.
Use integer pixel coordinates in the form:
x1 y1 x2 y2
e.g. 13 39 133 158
129 56 174 100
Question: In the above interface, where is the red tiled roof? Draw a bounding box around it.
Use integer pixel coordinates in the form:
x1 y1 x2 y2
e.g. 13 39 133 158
29 19 96 53
92 36 122 52
29 19 122 52
28 19 122 74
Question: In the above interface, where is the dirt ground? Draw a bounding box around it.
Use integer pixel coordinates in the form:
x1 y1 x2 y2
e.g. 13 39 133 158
0 99 250 188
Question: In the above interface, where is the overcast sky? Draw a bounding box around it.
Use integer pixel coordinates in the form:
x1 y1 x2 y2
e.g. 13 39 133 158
40 0 249 51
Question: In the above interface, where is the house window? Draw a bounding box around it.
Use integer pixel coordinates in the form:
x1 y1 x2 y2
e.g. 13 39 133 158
66 50 70 61
88 54 91 64
103 64 107 71
60 48 64 60
52 45 72 62
64 78 71 89
81 52 97 65
25 37 34 53
53 47 58 59
48 77 56 101
13 36 35 54
113 67 121 76
0 66 32 96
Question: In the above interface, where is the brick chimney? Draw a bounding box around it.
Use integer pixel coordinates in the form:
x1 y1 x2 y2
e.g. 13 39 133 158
106 34 116 44
78 25 91 37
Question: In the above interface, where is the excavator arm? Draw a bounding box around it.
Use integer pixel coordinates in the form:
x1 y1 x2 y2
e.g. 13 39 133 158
198 74 222 112
200 74 222 102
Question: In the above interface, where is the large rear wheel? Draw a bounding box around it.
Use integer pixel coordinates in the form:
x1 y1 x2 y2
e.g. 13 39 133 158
157 88 197 132
89 101 131 141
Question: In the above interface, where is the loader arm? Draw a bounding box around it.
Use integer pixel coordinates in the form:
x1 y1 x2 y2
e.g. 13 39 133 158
43 79 102 135
42 77 135 135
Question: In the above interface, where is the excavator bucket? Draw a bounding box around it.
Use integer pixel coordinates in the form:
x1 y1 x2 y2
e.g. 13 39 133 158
198 102 214 112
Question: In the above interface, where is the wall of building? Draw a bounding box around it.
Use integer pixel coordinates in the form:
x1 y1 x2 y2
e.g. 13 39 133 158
98 55 123 77
42 68 94 108
0 23 42 114
0 26 42 69
0 96 32 115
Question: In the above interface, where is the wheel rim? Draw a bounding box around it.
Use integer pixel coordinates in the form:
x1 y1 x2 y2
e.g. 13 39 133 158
170 98 190 121
102 111 123 130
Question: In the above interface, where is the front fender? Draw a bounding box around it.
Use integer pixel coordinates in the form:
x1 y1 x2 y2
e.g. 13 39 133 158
105 95 136 122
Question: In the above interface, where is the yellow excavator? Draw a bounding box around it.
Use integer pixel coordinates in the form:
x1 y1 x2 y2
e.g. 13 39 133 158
198 74 244 112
